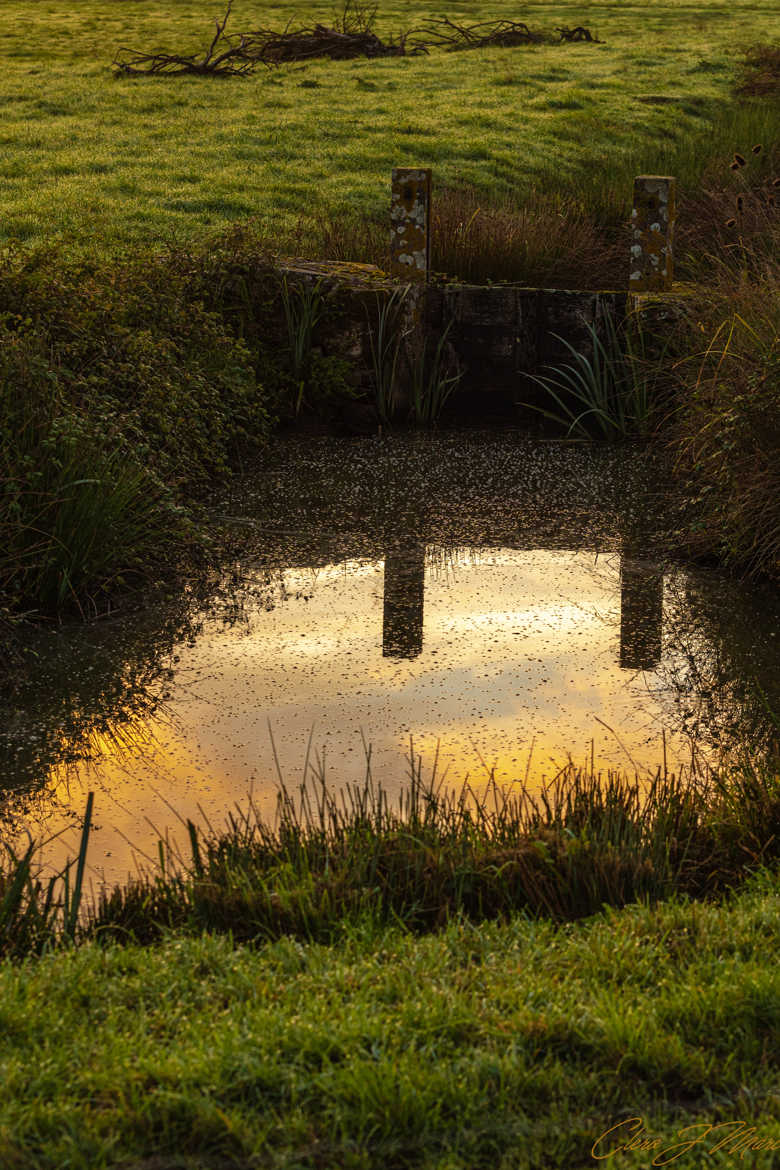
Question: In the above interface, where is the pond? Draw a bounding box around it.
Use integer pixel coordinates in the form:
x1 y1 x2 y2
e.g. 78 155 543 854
3 432 779 889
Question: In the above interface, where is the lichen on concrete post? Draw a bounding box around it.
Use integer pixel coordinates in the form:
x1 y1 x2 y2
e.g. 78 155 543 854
629 175 676 292
390 168 431 282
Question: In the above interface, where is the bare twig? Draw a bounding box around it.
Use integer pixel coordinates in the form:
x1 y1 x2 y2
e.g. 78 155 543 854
113 3 262 77
420 17 544 50
556 26 604 43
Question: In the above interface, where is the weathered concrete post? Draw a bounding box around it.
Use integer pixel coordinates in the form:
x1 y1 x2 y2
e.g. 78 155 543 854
629 176 676 292
390 168 431 282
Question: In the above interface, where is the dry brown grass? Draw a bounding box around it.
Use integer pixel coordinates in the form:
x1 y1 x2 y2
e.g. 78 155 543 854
278 188 625 289
429 188 625 289
271 136 778 291
736 42 780 97
670 235 779 579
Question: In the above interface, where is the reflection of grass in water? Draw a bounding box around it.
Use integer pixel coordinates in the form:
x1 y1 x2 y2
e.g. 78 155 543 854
650 569 780 757
0 690 173 844
48 705 171 801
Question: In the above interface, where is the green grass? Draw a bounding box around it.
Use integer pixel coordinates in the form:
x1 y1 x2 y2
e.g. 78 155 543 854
0 872 777 1168
1 1 778 257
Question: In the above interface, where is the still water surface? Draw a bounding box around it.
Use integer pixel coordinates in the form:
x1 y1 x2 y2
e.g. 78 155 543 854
3 433 778 887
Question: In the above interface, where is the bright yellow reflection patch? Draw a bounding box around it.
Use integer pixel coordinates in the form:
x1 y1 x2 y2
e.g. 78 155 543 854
28 549 701 886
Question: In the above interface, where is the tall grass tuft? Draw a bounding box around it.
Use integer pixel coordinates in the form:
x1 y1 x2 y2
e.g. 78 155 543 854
670 135 779 580
672 280 780 578
3 750 778 960
431 188 625 289
83 747 780 949
0 794 93 959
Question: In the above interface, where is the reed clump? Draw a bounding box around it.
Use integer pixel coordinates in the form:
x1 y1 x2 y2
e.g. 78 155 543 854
3 749 777 959
669 143 779 581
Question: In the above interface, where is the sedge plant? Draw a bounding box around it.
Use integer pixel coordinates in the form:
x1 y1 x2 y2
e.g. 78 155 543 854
522 310 668 440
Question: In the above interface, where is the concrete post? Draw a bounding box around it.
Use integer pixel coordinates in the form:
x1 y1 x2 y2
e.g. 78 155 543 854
390 168 431 282
629 176 676 292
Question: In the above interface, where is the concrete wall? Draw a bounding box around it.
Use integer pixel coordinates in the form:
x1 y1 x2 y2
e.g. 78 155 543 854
426 284 626 392
282 259 630 395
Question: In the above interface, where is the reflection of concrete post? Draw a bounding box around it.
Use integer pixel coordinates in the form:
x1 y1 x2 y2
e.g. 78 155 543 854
620 555 664 671
383 542 426 658
629 175 676 292
390 168 431 282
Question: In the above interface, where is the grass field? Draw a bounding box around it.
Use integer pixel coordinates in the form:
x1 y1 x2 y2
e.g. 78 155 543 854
0 872 777 1169
2 0 778 256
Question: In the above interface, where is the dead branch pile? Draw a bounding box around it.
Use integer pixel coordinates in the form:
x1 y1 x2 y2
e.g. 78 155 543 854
421 18 602 50
556 26 603 43
228 1 427 65
421 18 545 51
114 4 257 77
240 24 422 64
112 3 602 78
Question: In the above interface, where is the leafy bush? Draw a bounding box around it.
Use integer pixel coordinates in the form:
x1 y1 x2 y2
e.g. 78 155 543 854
0 248 269 487
0 246 273 614
0 324 180 612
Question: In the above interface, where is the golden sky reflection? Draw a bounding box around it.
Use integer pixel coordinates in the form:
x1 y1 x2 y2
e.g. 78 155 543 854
34 549 688 888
